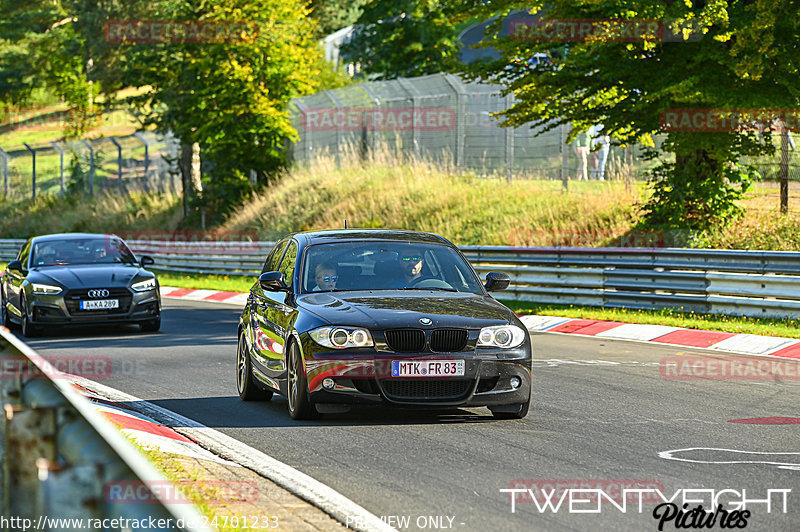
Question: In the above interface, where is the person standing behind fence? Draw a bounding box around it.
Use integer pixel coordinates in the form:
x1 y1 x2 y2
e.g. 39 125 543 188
574 129 592 181
590 125 611 181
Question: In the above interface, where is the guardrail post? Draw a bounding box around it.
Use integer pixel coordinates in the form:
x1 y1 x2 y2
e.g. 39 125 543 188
0 147 8 196
50 141 65 196
80 140 95 198
22 143 36 199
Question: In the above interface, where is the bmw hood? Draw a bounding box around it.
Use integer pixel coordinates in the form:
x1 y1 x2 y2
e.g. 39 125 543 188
28 265 150 289
297 291 519 330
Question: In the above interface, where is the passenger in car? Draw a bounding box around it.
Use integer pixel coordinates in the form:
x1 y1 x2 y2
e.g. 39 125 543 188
313 262 338 291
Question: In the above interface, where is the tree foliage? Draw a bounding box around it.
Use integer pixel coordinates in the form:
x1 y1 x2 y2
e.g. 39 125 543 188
343 0 463 79
457 0 800 233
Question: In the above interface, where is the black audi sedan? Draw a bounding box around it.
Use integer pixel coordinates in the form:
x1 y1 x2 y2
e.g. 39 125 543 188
237 229 532 420
1 233 161 337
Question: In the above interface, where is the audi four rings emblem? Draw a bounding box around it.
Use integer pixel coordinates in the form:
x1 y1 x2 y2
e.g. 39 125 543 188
88 289 110 298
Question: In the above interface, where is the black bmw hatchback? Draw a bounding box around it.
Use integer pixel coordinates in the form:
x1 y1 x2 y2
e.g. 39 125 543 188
237 230 532 420
1 233 161 337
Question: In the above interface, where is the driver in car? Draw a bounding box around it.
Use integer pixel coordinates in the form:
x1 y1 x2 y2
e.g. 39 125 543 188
389 250 425 288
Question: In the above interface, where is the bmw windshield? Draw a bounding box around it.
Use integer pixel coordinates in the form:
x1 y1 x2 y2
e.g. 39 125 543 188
30 238 137 267
301 241 484 294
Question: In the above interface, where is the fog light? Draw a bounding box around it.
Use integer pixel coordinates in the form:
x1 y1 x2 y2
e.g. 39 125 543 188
322 378 335 390
510 377 521 390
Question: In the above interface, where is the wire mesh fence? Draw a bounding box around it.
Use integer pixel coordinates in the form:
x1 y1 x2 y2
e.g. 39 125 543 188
288 73 800 183
0 131 181 200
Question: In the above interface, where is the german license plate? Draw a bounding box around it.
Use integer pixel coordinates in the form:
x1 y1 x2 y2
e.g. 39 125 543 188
80 299 119 310
392 360 465 377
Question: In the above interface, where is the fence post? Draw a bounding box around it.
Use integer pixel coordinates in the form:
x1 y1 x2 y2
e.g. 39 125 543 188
0 147 8 196
442 74 466 171
80 140 94 198
560 123 569 192
780 126 789 214
22 143 35 200
50 142 65 196
133 132 150 193
396 77 421 158
505 93 514 182
361 85 382 159
109 137 124 195
323 90 344 164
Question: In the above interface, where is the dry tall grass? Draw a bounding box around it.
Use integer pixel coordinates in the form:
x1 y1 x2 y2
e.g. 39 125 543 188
222 147 641 246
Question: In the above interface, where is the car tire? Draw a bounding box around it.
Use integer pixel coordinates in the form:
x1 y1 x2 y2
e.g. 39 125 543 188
1 289 11 329
20 297 39 338
140 314 161 333
489 400 530 420
287 340 316 420
237 331 273 401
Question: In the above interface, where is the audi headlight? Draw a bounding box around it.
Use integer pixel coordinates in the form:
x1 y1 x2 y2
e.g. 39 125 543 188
32 283 63 295
477 325 526 349
309 326 374 349
131 278 157 292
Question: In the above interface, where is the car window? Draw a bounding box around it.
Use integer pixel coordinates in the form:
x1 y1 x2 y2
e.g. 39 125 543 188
264 240 289 273
17 240 32 268
300 241 483 294
30 238 136 266
277 241 298 288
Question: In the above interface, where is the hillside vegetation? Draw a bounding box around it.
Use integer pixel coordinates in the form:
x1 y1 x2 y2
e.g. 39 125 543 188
2 153 800 249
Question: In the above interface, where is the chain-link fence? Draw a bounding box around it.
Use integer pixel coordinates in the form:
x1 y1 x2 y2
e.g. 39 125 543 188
288 73 800 183
0 131 181 200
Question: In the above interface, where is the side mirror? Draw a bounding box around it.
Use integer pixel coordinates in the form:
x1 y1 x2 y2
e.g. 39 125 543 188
140 255 155 267
259 271 289 292
7 260 23 272
484 271 510 292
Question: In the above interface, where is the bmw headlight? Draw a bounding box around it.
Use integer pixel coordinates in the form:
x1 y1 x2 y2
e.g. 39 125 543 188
310 326 374 349
32 283 63 295
477 325 526 349
131 278 157 292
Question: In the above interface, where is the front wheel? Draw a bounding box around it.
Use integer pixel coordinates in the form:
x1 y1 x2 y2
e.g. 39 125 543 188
489 400 530 420
20 300 39 338
287 341 316 420
140 313 161 332
237 331 273 401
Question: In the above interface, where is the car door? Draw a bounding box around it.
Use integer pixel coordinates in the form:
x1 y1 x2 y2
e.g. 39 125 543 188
4 239 31 319
248 240 291 379
256 240 299 381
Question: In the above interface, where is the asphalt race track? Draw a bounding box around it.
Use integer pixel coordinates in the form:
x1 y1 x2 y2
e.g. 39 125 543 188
17 299 800 531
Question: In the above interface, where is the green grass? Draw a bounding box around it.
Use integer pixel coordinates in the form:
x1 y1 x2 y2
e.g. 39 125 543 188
503 301 800 340
156 271 255 293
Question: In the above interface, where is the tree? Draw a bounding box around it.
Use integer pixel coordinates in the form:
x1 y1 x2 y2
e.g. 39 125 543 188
342 0 463 79
458 1 800 234
310 0 369 38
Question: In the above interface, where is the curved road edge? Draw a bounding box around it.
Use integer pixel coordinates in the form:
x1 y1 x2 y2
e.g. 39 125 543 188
69 374 398 532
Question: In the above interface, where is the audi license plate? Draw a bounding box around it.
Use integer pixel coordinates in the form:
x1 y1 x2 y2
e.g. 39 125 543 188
80 299 119 310
392 360 465 377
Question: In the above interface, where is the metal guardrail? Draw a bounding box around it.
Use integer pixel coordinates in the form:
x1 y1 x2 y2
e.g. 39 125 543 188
0 327 209 530
3 239 800 318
